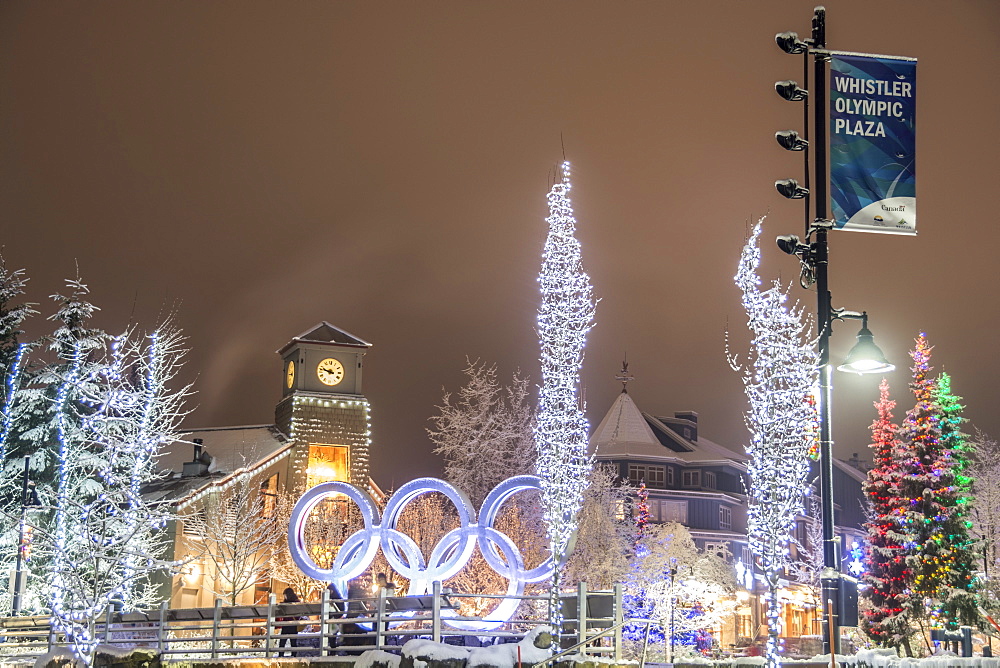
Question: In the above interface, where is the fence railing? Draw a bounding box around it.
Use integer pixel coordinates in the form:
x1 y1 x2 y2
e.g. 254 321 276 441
0 582 623 663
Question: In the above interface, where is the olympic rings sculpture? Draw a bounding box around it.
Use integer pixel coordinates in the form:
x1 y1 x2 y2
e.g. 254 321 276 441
288 475 554 630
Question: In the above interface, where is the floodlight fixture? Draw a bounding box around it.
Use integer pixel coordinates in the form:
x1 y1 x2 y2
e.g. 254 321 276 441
775 178 809 199
837 313 895 375
775 31 810 54
776 130 809 151
776 234 809 256
775 80 808 101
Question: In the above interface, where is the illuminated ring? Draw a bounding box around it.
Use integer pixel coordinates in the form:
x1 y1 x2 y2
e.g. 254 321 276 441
478 475 553 582
288 481 380 594
381 478 478 593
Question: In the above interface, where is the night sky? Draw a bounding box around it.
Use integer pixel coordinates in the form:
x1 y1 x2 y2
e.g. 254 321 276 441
2 2 998 488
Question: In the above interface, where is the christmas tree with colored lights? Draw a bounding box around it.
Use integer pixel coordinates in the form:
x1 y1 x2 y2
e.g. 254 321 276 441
929 371 977 626
896 334 977 629
634 480 650 547
860 379 914 651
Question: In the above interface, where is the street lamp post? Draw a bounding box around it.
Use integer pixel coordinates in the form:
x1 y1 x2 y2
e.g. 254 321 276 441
773 6 895 656
11 455 40 615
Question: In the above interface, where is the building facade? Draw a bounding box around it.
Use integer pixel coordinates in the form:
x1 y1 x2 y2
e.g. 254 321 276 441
588 383 868 649
147 323 381 608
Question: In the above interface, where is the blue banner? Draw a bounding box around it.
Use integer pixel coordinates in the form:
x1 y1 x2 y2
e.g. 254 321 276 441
830 53 917 235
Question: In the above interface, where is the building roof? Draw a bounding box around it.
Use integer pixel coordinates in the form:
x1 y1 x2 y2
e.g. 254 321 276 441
148 425 294 507
277 322 372 355
159 424 291 476
589 391 746 466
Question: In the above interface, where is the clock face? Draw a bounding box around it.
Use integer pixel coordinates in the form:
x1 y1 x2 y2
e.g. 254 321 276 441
286 360 295 389
316 357 345 386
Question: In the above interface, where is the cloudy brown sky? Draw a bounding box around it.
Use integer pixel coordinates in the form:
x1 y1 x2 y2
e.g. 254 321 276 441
2 1 998 487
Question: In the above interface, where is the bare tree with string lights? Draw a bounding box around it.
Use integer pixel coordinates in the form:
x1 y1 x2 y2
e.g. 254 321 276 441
730 217 818 668
534 160 596 630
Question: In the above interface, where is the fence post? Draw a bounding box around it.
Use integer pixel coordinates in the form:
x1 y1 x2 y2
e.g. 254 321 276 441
265 593 276 659
376 588 387 651
613 583 623 662
211 598 222 658
103 603 114 644
577 582 588 656
432 581 442 643
320 587 330 657
157 601 168 656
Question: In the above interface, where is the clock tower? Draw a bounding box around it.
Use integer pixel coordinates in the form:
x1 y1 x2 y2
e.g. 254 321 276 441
275 322 373 490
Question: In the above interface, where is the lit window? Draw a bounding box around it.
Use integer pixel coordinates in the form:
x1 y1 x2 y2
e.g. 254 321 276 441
307 444 350 487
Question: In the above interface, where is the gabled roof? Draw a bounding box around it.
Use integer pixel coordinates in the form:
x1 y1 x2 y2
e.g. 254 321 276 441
277 322 372 355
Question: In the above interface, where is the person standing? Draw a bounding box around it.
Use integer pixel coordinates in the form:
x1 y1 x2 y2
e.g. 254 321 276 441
277 587 301 656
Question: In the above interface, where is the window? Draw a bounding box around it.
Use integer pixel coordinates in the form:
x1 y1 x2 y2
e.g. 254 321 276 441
660 500 688 524
307 444 350 487
182 509 206 537
666 467 675 486
704 471 716 489
704 541 731 559
719 505 732 530
682 470 701 487
628 464 666 488
260 474 279 519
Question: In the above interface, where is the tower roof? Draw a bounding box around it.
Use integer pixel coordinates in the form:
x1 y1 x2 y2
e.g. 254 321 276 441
589 391 666 459
278 322 372 355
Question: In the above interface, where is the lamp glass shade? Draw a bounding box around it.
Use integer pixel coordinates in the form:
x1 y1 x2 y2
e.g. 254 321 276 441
837 326 894 375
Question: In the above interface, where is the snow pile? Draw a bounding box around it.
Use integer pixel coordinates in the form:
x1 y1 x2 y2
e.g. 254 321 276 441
356 649 403 668
396 627 560 668
32 648 79 668
468 627 554 668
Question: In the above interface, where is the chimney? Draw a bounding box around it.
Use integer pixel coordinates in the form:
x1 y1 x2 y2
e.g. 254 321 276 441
674 411 698 441
183 438 210 477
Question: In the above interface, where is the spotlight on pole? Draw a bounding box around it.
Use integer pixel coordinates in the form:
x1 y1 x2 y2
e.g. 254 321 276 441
776 234 809 256
775 31 810 54
775 80 808 101
775 178 809 199
775 130 809 151
837 313 895 374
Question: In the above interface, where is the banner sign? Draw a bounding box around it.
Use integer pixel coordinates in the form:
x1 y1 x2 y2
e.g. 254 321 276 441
830 53 917 235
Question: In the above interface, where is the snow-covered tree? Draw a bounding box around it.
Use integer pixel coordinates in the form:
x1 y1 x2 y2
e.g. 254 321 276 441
968 428 1000 626
627 522 737 659
271 491 347 601
0 255 36 387
186 475 284 606
563 464 632 590
534 160 596 625
0 273 190 663
790 489 824 608
0 257 36 596
860 379 914 652
428 359 535 505
730 216 819 668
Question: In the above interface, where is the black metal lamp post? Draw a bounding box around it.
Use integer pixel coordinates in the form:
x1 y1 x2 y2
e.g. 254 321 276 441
11 455 41 615
773 6 895 656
